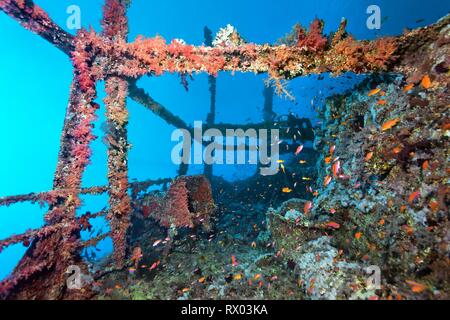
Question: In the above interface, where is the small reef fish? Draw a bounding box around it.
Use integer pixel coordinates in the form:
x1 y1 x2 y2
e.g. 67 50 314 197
377 99 387 105
355 232 362 240
329 145 336 155
405 280 427 293
381 118 400 131
280 163 286 173
332 160 341 177
152 239 162 247
403 83 414 92
302 177 312 181
299 160 307 164
324 156 332 164
325 221 340 229
365 151 374 161
408 190 420 204
324 175 332 186
393 146 402 154
368 88 381 96
128 267 136 274
233 274 243 280
422 160 429 170
421 75 431 89
294 145 304 155
303 201 313 215
149 260 160 270
198 277 206 283
231 255 239 267
429 200 439 213
282 187 292 193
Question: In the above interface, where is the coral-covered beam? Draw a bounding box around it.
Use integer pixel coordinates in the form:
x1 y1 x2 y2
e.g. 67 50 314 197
0 30 100 298
95 30 397 79
0 223 65 253
0 0 74 55
80 232 110 248
104 76 132 267
74 15 447 83
0 178 171 207
102 0 132 268
0 209 107 253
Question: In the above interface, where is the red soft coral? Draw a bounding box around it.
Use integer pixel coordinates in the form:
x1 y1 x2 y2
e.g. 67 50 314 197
297 19 328 52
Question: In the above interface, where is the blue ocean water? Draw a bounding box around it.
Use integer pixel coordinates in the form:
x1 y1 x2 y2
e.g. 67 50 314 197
0 0 449 280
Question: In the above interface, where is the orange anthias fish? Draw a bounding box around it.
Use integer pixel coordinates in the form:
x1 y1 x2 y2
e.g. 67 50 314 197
381 118 400 131
282 187 292 193
332 160 341 177
392 146 402 154
355 232 362 240
152 239 162 247
131 246 143 269
231 255 239 267
422 160 429 170
329 145 336 155
403 83 414 92
429 200 439 213
377 100 387 105
325 221 340 229
149 260 160 270
324 175 332 186
368 88 381 96
233 273 243 280
324 156 332 164
294 145 304 155
303 201 313 215
365 151 374 161
408 190 421 204
406 280 428 293
421 75 431 89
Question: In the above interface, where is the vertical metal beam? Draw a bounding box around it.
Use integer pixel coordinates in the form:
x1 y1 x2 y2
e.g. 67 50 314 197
102 0 132 268
203 26 216 180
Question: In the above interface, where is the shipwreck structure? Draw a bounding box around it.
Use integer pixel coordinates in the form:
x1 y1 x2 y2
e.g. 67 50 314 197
0 0 448 299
